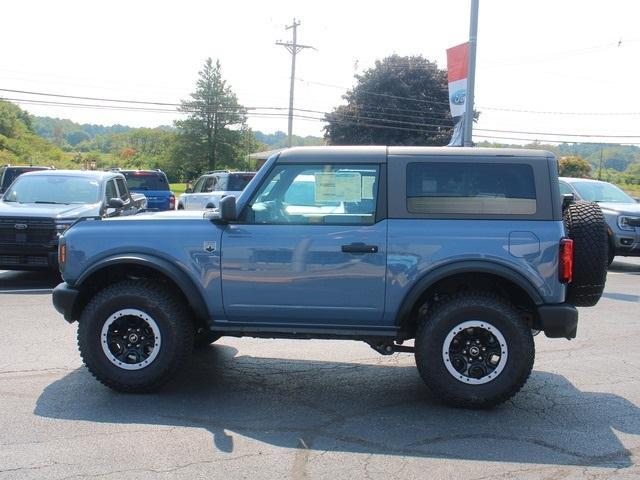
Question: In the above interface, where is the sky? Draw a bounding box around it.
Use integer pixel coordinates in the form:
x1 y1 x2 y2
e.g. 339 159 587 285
2 0 640 145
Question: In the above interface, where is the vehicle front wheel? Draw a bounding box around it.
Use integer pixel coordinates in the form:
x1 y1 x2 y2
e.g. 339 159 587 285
415 292 535 408
77 280 194 392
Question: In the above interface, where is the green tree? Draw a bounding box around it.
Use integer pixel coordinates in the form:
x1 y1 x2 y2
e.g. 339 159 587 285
324 55 454 145
176 58 246 173
559 156 592 178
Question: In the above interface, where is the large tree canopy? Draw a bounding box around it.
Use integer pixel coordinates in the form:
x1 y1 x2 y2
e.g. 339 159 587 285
324 55 453 146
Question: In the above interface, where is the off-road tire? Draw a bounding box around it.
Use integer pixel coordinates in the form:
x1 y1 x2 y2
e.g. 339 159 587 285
563 201 608 306
194 328 221 348
415 292 535 409
77 280 194 392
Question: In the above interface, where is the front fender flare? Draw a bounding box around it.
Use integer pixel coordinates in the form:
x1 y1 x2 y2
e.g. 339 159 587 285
75 254 209 321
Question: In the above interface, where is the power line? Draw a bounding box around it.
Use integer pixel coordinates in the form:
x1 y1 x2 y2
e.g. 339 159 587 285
479 105 640 116
295 77 450 106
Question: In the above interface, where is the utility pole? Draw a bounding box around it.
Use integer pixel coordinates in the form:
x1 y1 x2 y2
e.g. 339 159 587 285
276 19 315 147
598 145 604 180
463 0 479 147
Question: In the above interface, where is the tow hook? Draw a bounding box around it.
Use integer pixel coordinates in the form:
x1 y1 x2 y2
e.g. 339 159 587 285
368 342 415 355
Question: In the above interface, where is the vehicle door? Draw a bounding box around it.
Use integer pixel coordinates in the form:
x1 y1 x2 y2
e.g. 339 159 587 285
220 162 388 328
115 177 138 215
187 176 216 210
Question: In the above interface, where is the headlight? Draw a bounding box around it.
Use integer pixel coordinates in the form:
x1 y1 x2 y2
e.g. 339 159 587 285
617 215 640 231
55 220 75 233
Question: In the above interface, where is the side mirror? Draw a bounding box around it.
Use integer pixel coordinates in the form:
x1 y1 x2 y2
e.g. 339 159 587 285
219 195 237 221
107 197 125 209
561 193 574 212
185 188 193 194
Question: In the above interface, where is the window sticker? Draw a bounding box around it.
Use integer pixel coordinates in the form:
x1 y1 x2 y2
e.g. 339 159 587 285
314 172 362 203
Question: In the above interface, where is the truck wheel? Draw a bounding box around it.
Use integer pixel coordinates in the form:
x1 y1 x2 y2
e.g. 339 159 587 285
564 201 608 306
415 292 534 408
194 328 221 348
77 280 194 392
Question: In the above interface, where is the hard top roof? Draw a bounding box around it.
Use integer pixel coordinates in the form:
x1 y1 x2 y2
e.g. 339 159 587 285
277 146 553 163
19 169 120 181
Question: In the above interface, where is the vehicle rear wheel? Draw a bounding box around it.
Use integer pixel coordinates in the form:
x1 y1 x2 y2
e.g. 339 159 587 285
177 204 184 210
77 280 194 392
563 201 608 306
415 292 534 408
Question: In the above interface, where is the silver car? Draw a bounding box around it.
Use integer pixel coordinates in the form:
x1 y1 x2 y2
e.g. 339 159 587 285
177 171 255 210
560 177 639 264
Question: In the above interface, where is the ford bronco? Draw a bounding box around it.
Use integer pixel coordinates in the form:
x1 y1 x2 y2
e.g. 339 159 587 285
52 147 608 407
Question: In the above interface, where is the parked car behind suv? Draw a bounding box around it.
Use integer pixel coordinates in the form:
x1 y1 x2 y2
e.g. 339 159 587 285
560 177 639 264
119 169 175 211
0 165 52 199
177 170 255 210
53 147 609 408
0 170 147 270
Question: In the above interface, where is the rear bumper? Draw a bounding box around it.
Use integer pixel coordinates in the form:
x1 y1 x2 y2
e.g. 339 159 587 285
52 282 80 323
537 303 578 339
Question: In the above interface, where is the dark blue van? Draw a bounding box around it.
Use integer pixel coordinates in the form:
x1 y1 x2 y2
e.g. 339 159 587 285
120 170 175 211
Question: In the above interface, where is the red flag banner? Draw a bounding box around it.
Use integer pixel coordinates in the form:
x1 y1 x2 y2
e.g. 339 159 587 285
446 42 469 118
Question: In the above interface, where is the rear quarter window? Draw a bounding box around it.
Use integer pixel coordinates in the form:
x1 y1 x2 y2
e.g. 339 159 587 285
406 162 536 215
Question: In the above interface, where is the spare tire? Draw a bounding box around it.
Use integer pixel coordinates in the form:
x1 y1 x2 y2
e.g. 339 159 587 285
563 201 608 307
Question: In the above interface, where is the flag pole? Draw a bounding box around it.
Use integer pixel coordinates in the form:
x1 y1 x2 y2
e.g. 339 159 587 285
463 0 479 147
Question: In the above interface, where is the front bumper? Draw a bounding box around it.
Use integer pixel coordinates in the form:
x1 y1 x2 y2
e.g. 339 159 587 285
0 247 58 270
536 303 578 339
52 282 80 323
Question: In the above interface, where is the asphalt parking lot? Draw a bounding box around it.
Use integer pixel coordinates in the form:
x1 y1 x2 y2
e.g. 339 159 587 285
0 259 639 480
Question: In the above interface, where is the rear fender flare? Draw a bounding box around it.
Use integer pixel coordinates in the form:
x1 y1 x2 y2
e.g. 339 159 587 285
394 260 544 327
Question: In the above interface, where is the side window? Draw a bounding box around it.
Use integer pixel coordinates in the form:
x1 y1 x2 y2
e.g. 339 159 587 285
244 164 379 225
192 176 206 193
105 180 118 201
214 176 226 191
115 178 129 200
202 177 216 193
406 162 536 215
559 182 573 196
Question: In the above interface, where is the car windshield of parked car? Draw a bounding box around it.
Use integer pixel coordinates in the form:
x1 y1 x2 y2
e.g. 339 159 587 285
571 181 636 204
227 173 255 191
122 172 168 191
2 175 101 204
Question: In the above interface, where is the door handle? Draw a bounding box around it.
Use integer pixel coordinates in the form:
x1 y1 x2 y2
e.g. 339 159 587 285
341 242 378 254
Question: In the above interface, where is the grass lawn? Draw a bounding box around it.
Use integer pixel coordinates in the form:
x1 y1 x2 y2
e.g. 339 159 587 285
170 183 187 196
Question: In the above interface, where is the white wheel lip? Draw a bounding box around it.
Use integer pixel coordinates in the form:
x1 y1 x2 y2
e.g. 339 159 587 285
442 320 508 385
100 308 162 371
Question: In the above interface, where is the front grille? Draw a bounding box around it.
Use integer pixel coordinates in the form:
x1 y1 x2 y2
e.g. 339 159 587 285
0 255 49 266
0 217 57 245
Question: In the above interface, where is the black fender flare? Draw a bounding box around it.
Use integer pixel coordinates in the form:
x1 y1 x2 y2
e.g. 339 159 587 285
75 254 209 321
394 260 544 327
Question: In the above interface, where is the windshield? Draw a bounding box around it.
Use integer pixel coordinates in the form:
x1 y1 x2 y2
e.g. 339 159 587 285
3 175 101 204
228 173 255 191
571 181 636 204
122 172 168 191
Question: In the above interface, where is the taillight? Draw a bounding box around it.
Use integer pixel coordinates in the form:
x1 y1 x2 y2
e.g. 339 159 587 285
169 195 175 210
559 238 574 283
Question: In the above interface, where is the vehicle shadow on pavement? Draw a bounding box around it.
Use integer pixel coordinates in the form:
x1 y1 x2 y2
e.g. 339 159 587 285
609 260 640 274
34 344 639 469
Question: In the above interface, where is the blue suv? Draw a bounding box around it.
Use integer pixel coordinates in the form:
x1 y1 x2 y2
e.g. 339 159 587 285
119 169 175 211
52 147 609 408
